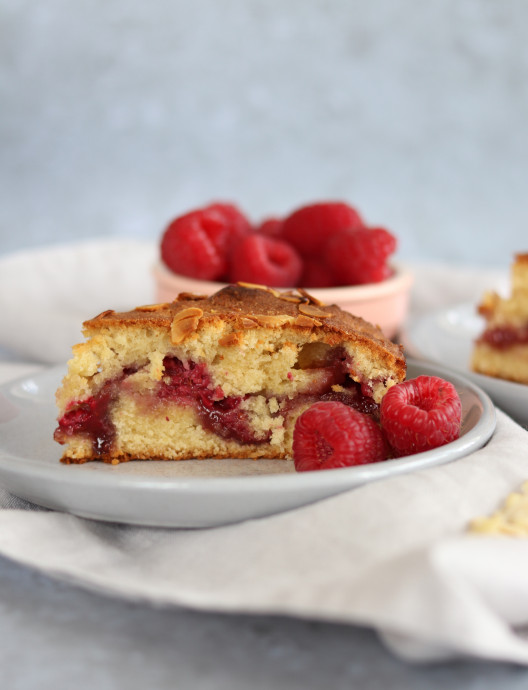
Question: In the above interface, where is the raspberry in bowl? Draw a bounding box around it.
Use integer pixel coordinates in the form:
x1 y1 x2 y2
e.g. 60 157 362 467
153 200 413 339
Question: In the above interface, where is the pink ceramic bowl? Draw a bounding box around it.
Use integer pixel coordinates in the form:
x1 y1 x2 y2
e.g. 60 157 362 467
152 262 414 339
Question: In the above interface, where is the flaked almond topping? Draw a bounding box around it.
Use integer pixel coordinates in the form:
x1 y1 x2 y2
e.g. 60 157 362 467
176 292 208 301
298 303 330 319
297 287 326 307
253 314 292 327
237 281 269 291
135 303 171 312
174 307 204 320
171 318 200 344
237 282 280 297
170 307 203 344
279 293 303 304
293 314 322 328
240 317 258 329
219 332 243 347
93 309 115 320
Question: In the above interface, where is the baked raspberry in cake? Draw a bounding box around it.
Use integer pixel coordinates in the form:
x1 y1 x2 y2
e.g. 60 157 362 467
54 284 406 463
472 253 528 384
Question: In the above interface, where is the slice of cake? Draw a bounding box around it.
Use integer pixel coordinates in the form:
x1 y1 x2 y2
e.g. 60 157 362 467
472 253 528 384
54 284 406 463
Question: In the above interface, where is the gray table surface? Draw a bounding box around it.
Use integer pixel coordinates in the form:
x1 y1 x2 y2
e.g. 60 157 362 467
1 552 528 690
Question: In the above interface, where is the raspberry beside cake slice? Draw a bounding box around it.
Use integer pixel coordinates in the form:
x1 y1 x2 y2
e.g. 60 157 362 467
54 284 406 463
472 253 528 384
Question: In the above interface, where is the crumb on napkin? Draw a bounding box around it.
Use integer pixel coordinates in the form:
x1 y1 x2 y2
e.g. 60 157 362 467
470 481 528 536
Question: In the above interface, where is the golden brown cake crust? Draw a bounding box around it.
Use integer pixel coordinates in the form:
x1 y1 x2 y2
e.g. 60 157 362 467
61 447 290 464
85 284 405 373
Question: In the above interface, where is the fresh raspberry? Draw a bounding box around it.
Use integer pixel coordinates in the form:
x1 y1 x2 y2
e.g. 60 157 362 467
380 376 462 456
293 401 389 472
161 209 227 280
160 203 251 281
281 202 363 258
205 202 252 248
256 218 283 238
299 258 335 288
229 234 302 287
324 226 397 285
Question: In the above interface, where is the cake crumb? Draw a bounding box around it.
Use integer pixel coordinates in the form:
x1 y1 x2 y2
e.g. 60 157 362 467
469 481 528 536
268 397 279 414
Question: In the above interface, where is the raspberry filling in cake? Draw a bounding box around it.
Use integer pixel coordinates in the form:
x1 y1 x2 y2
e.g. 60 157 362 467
54 348 381 457
55 380 119 455
477 325 528 349
157 357 258 444
54 284 406 463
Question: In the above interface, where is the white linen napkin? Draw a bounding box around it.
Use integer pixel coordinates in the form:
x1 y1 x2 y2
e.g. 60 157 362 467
0 402 527 664
1 243 527 664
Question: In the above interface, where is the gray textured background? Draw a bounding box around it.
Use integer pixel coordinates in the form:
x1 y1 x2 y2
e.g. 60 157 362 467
1 0 527 265
2 5 528 685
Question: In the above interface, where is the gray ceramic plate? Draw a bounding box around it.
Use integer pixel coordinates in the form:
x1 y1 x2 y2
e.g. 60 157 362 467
0 358 495 528
403 302 528 427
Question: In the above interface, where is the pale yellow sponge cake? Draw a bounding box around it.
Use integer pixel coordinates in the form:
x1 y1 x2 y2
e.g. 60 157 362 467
472 254 528 384
54 284 406 463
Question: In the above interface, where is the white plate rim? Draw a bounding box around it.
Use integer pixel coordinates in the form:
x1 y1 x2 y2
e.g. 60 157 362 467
0 359 496 492
0 358 496 526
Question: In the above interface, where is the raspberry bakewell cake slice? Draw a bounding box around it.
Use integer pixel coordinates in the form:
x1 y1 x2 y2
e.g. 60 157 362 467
54 284 406 463
472 253 528 384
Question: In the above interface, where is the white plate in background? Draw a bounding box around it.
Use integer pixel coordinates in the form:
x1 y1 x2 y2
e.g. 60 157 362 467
403 302 528 427
0 359 495 528
0 240 156 363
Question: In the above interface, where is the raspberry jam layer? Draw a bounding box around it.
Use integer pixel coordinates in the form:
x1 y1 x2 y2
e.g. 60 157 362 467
55 353 381 457
54 357 266 456
158 357 261 444
54 379 119 455
479 326 528 350
280 380 379 422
